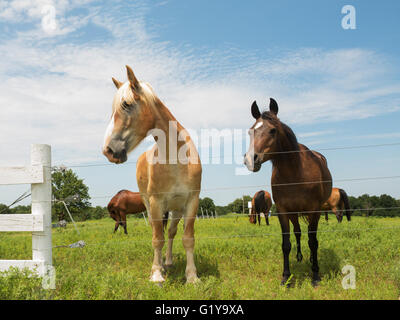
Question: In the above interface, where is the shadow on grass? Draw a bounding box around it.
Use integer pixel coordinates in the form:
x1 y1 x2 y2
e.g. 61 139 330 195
165 253 220 284
285 248 341 287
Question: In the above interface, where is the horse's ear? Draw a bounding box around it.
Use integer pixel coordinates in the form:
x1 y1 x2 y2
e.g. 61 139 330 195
269 98 278 115
126 65 140 90
112 77 123 89
251 101 261 119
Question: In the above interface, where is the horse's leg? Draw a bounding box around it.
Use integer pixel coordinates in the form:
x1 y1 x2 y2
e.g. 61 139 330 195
277 210 291 285
325 212 328 222
121 212 128 234
308 213 321 286
257 212 261 226
149 199 166 284
165 211 182 268
265 212 269 226
289 214 303 262
333 207 341 223
114 221 119 233
182 196 200 284
113 212 120 233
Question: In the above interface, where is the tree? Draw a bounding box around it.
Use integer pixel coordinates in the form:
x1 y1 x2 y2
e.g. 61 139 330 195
215 205 229 216
227 195 251 214
51 167 91 222
198 197 216 216
0 203 10 214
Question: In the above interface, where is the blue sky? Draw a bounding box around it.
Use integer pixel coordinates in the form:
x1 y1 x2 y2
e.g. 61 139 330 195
0 0 400 207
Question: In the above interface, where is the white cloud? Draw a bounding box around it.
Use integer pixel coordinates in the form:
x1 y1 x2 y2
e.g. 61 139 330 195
0 0 399 169
298 130 335 139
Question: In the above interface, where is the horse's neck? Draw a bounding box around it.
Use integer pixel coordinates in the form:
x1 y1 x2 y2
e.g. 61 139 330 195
151 97 189 162
272 144 303 182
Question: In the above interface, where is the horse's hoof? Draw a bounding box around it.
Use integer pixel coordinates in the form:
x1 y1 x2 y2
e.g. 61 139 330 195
186 275 200 284
311 274 321 287
311 279 320 287
296 252 303 262
150 270 165 284
280 276 292 287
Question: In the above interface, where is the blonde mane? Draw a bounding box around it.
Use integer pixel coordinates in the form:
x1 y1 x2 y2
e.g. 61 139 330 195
112 81 156 115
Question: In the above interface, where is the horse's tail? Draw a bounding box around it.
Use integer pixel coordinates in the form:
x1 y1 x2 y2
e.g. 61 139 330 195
339 189 352 221
254 191 265 213
163 212 169 231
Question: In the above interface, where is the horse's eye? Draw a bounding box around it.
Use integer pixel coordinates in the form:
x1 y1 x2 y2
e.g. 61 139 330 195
121 101 134 112
269 128 277 135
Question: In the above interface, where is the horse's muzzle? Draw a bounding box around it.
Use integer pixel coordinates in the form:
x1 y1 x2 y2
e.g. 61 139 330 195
244 153 261 172
103 139 127 164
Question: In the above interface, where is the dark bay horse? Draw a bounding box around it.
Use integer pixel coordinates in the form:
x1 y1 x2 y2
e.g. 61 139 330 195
244 98 332 286
322 187 352 222
107 190 168 234
103 66 202 284
250 190 272 226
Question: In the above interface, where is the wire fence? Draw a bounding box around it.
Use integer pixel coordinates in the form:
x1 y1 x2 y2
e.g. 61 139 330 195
16 173 400 201
1 139 400 250
49 141 400 168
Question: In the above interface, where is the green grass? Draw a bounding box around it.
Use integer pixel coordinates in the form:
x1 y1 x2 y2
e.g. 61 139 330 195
1 215 400 300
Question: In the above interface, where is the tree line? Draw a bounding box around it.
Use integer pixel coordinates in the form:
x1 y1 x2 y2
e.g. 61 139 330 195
1 168 399 221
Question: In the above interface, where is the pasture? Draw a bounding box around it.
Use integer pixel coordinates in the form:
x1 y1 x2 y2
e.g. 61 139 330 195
1 214 399 300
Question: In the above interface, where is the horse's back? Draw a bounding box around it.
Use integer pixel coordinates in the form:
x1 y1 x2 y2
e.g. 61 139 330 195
108 190 127 210
121 190 146 213
109 189 145 214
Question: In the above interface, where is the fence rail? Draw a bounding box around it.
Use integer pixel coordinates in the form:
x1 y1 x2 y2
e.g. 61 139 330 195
0 144 52 277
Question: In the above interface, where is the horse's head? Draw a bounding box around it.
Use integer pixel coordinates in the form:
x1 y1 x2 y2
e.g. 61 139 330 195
103 65 156 164
249 210 256 224
244 98 280 172
109 211 118 222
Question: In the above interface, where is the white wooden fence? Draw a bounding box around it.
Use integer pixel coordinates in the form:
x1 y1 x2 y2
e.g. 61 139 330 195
0 144 52 276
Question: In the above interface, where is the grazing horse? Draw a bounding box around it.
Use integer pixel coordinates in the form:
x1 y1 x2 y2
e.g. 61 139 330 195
322 187 352 222
244 98 332 286
103 66 202 284
107 190 169 234
250 190 272 226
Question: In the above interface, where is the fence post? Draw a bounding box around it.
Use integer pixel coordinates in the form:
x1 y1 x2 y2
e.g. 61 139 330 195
31 144 52 276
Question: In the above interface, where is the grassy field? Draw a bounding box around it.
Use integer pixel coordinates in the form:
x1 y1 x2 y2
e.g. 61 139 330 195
1 214 400 300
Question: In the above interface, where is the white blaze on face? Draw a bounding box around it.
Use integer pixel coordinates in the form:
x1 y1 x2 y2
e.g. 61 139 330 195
103 113 115 150
254 122 263 130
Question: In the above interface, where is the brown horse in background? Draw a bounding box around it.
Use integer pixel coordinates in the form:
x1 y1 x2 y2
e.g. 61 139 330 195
244 98 332 286
108 190 169 234
250 190 272 226
322 187 352 222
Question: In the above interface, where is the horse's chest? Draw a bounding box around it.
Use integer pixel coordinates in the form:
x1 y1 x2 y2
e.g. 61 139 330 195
272 183 321 212
165 192 189 211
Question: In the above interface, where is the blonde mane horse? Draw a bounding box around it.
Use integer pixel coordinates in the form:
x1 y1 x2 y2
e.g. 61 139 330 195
103 66 202 284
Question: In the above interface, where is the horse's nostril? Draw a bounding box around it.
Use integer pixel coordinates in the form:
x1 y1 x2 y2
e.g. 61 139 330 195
254 154 259 162
105 146 116 157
